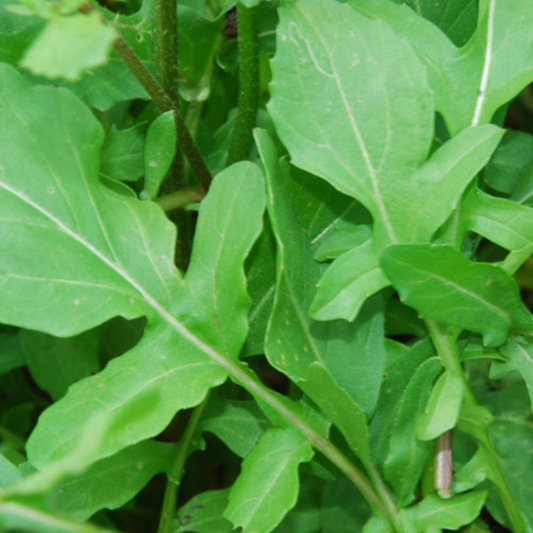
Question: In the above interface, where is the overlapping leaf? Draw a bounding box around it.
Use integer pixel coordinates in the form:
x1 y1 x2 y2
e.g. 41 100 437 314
256 129 383 438
354 0 533 134
0 64 265 468
380 244 533 346
225 428 313 533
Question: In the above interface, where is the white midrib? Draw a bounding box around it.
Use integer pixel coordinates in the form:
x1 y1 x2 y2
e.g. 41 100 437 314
471 0 496 127
296 10 398 244
0 180 382 503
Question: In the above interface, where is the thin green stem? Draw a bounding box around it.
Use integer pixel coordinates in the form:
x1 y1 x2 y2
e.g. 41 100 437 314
229 364 404 531
226 3 260 166
156 186 205 212
84 3 212 190
157 394 211 533
368 463 402 532
425 320 524 532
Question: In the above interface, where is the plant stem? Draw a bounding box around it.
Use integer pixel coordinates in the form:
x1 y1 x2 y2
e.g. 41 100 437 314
226 3 260 166
84 3 212 190
156 186 206 212
230 365 404 532
157 394 211 533
425 320 524 532
152 0 179 105
368 463 402 531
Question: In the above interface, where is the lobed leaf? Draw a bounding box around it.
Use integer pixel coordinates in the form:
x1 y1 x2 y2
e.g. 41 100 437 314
225 427 313 533
0 65 266 468
380 244 533 346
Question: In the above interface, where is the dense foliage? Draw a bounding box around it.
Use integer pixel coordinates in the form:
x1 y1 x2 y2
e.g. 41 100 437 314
0 0 532 531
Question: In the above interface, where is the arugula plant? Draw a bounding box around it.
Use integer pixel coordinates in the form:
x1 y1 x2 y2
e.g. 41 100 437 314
0 0 532 531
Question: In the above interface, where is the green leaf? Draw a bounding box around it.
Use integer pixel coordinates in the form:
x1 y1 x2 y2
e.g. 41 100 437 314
175 489 233 533
48 440 174 520
406 492 487 531
310 241 390 321
177 4 222 102
484 130 533 194
100 123 147 184
491 337 533 412
268 0 433 246
0 502 115 533
224 427 313 533
0 0 44 66
461 187 533 269
384 358 442 504
401 0 478 46
354 0 533 134
380 244 533 346
370 341 434 463
0 333 25 377
452 447 490 493
19 329 100 400
0 65 266 467
20 13 115 80
321 478 371 532
242 219 276 357
314 224 371 262
0 454 22 488
256 129 386 419
141 111 177 200
410 125 503 242
275 484 321 533
416 370 463 440
302 363 370 465
200 396 269 457
489 420 533 531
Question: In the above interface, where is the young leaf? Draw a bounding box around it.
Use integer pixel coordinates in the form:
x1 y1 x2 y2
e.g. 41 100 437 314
224 427 313 533
410 125 503 242
175 489 234 533
354 0 533 134
310 240 390 322
452 447 490 493
491 337 533 411
141 111 177 200
406 492 487 531
370 341 435 463
100 123 147 184
314 225 372 262
384 358 442 504
0 64 266 467
380 244 533 346
256 128 386 420
461 186 533 269
200 396 269 457
416 369 464 441
20 13 115 80
268 0 433 245
489 420 533 531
